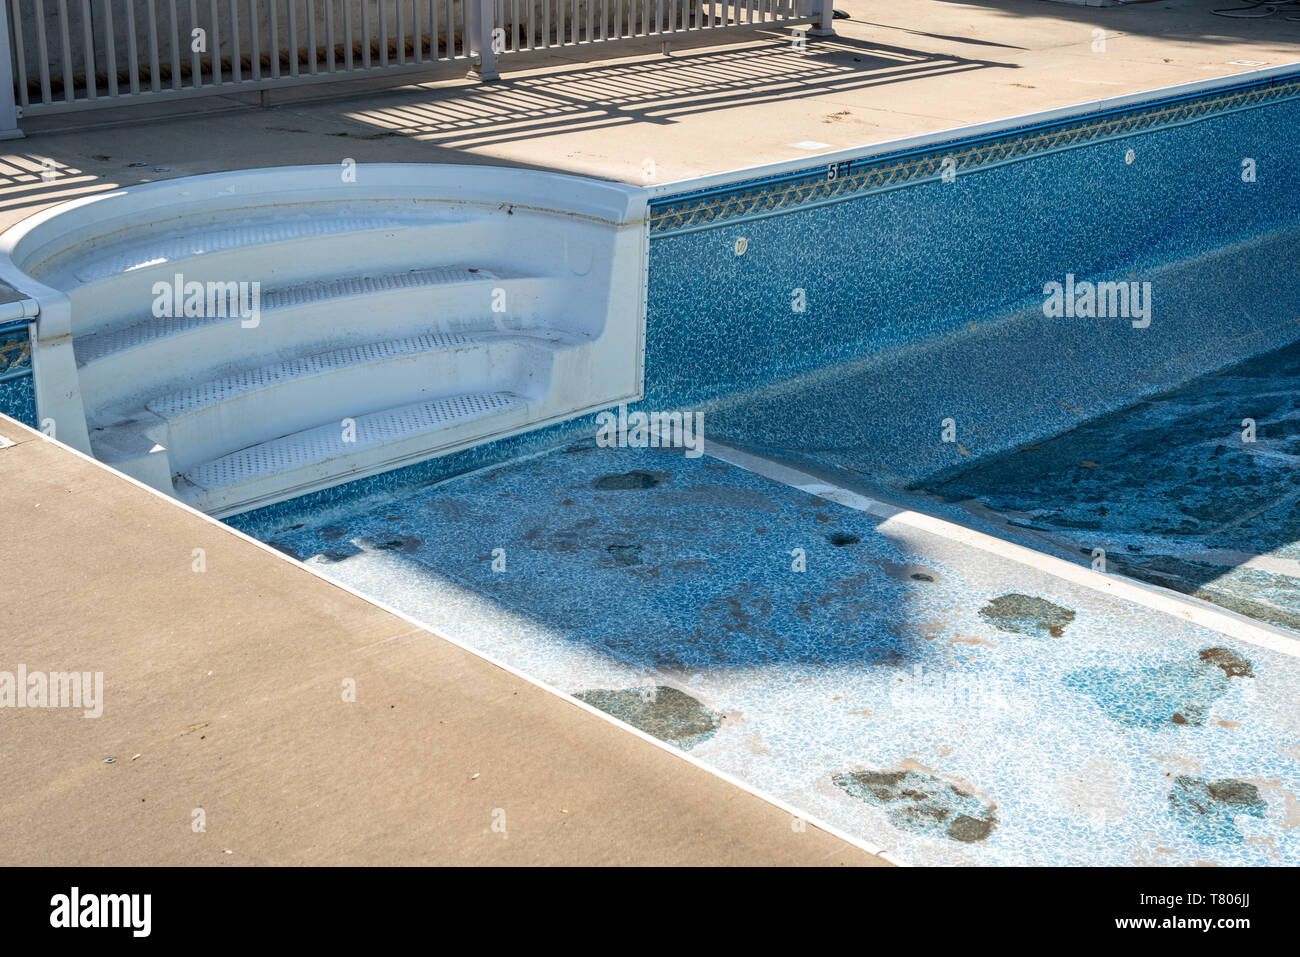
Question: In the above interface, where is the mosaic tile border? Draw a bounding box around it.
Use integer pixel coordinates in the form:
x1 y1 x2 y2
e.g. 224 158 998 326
648 71 1300 236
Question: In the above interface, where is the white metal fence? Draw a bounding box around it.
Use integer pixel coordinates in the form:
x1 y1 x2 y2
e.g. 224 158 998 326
491 0 823 54
1 0 830 133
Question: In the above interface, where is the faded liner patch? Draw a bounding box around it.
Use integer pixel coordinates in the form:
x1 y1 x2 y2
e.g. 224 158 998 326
832 768 997 843
574 686 722 750
979 593 1076 638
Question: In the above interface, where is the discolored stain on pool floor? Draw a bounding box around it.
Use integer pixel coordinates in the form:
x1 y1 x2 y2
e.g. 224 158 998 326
1063 647 1255 729
979 594 1076 638
575 686 722 749
241 441 1300 866
832 768 998 843
1169 776 1269 844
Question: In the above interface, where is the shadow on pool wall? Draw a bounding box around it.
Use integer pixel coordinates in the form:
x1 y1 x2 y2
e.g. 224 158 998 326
232 69 1300 539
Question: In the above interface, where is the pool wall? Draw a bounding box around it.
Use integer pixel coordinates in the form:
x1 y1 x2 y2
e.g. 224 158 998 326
232 66 1300 537
0 319 35 428
645 67 1300 486
646 71 1300 406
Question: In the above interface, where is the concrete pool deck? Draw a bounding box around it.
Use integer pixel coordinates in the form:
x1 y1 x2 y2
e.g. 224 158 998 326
0 415 884 865
1 0 1298 230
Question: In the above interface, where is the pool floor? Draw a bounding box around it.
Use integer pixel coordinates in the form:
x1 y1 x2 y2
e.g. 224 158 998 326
253 440 1300 866
919 337 1300 634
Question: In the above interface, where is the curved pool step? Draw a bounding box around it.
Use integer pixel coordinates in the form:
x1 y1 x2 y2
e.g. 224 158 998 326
50 212 507 339
4 164 647 514
175 392 532 517
76 264 505 364
53 212 443 285
145 332 480 418
91 329 581 473
73 266 557 416
33 205 484 289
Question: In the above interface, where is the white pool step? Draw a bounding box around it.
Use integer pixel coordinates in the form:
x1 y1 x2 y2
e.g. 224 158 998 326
36 209 464 289
76 265 505 366
76 214 432 282
5 164 647 515
144 330 578 419
104 329 577 471
176 392 530 516
146 332 478 417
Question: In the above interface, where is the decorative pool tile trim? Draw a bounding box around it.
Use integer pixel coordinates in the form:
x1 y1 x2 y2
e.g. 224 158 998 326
649 71 1300 236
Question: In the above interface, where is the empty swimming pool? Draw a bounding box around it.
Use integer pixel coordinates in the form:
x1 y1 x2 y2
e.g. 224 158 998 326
4 66 1300 866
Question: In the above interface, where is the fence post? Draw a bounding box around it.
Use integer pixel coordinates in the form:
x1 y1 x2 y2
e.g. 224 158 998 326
809 0 834 37
0 0 23 138
467 0 500 80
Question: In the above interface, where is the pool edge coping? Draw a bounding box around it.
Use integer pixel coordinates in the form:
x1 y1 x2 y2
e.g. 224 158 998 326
644 60 1300 202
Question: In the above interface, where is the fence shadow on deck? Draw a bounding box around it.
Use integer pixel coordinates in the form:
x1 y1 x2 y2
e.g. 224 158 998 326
333 33 1011 148
0 154 122 219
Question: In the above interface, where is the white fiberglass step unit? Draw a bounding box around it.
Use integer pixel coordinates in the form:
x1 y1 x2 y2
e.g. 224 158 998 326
72 265 556 414
176 393 530 517
0 164 648 514
48 211 453 287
